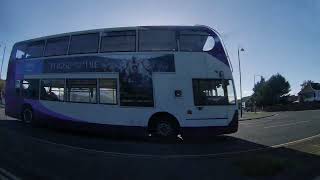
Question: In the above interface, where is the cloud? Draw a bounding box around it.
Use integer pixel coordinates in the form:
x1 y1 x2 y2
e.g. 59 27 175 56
243 90 253 97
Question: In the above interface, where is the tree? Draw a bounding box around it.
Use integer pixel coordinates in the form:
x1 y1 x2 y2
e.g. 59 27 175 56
252 73 290 106
300 80 314 89
263 73 290 105
252 77 266 106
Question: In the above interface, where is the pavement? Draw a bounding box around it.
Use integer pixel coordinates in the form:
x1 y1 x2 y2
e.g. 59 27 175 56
240 111 277 121
0 108 320 179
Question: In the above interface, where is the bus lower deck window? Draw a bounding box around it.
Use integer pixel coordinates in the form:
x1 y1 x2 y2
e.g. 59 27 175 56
40 79 65 101
22 79 40 99
66 79 97 103
99 79 117 104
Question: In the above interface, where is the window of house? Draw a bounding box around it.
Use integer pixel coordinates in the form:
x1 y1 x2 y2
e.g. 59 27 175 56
69 33 99 54
139 29 177 51
99 79 117 104
66 79 97 103
100 31 135 52
44 36 69 56
40 79 65 101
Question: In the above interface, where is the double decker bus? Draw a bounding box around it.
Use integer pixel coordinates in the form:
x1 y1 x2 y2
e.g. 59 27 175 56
5 25 238 138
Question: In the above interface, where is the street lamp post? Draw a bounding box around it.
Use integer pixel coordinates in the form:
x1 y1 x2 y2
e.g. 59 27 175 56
238 47 245 118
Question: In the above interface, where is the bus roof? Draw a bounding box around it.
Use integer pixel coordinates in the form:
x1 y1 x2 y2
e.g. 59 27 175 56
15 25 218 45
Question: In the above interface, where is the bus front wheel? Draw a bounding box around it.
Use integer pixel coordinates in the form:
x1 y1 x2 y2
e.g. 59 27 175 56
22 107 34 124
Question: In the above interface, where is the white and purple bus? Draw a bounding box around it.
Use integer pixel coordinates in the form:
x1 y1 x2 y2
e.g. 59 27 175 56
5 25 238 138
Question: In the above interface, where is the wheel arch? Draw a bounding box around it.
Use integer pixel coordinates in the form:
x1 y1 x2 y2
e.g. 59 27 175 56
22 103 32 110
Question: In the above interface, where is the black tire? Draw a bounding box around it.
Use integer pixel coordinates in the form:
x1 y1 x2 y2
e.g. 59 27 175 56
154 119 178 139
22 107 33 124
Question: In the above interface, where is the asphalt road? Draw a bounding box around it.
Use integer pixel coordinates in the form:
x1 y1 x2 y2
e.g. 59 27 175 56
235 110 320 146
0 109 320 179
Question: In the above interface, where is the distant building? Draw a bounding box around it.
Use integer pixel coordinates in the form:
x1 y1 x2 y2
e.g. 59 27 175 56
242 96 252 108
298 82 320 102
286 95 298 103
237 96 253 111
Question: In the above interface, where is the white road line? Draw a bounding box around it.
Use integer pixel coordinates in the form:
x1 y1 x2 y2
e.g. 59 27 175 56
263 120 310 129
0 168 21 180
312 145 320 149
272 133 320 148
2 123 320 159
23 132 320 159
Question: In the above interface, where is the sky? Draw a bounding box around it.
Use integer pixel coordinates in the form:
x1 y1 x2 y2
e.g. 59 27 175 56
1 0 319 97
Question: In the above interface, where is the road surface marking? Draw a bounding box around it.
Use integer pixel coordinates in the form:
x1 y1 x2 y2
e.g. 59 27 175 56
20 131 320 159
263 120 310 129
0 168 21 180
312 144 320 148
271 133 320 148
2 121 320 159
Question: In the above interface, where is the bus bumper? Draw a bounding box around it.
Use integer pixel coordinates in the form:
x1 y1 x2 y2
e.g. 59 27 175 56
181 111 238 137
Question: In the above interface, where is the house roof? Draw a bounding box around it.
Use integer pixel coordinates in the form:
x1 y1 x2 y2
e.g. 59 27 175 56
299 82 320 95
310 83 320 90
242 96 252 102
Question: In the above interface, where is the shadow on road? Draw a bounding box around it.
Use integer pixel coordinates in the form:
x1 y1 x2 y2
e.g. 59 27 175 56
0 120 270 155
0 120 320 179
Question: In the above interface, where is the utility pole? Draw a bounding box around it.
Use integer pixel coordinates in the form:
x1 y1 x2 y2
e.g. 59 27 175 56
238 47 245 118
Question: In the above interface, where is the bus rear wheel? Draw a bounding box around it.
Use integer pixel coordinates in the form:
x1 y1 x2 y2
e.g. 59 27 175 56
155 120 176 137
22 107 33 123
153 119 178 139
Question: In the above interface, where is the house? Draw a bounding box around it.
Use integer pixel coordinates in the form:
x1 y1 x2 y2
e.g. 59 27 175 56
298 82 320 102
237 96 253 111
242 96 252 108
286 95 298 103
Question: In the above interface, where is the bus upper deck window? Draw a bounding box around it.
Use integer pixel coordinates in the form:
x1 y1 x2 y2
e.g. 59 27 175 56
100 31 136 52
25 40 45 58
180 31 215 52
45 36 69 56
14 43 27 60
202 36 215 51
139 29 177 51
69 33 99 54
